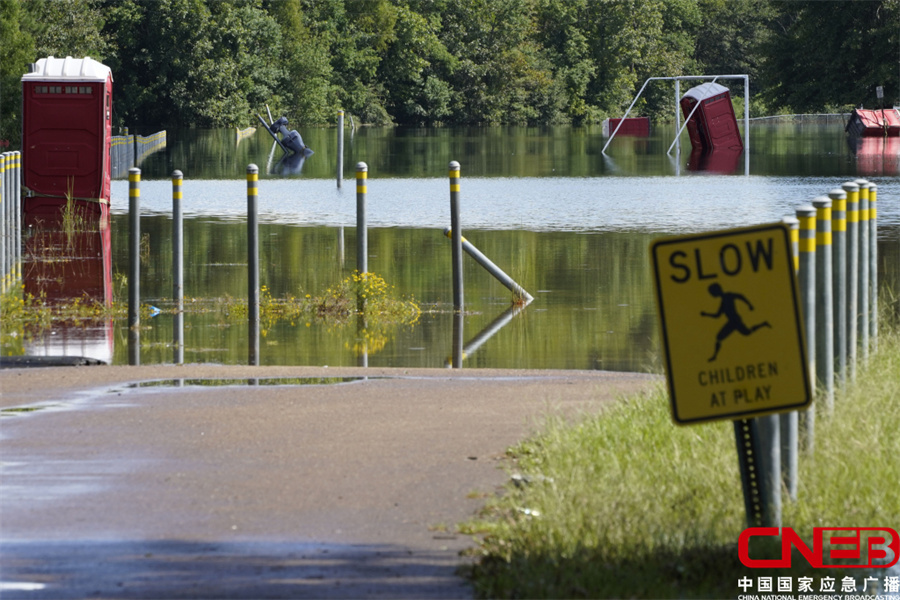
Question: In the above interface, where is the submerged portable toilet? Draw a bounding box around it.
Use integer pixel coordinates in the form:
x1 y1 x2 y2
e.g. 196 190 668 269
845 108 900 138
680 82 743 153
21 56 113 219
602 117 651 137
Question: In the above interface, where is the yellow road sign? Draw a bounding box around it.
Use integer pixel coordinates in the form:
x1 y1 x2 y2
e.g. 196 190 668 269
651 223 812 425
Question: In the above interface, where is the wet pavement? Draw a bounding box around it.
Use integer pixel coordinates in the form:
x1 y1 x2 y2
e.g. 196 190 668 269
0 365 659 598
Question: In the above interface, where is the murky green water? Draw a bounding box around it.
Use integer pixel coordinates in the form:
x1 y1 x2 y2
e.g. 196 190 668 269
18 122 900 369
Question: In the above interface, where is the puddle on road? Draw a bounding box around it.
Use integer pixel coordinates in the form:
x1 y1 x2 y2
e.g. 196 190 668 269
1 378 366 424
1 404 63 417
123 376 367 389
0 404 63 418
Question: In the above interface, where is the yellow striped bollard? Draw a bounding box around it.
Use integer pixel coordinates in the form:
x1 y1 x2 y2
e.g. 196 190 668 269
449 161 464 368
12 151 21 284
781 215 800 501
813 196 833 409
247 164 260 366
172 170 184 365
128 168 141 365
855 179 869 362
356 162 368 274
1 153 6 293
869 183 878 351
786 216 799 273
828 188 847 386
796 204 817 447
449 161 463 312
842 181 859 381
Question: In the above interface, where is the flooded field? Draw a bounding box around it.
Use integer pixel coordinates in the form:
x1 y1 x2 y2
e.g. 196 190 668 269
11 121 900 370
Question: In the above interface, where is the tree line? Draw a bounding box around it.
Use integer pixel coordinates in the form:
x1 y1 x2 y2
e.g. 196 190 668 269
1 0 898 143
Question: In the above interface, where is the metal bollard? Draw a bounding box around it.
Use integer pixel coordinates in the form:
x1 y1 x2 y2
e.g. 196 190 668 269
829 188 847 387
786 215 799 273
869 183 878 351
443 228 534 303
3 152 17 287
128 168 141 329
128 168 141 365
13 151 21 284
8 152 14 287
842 181 859 382
3 152 9 290
856 179 869 362
813 197 833 410
337 111 344 188
172 170 184 365
247 164 260 366
2 153 8 292
449 161 464 312
356 162 368 275
796 205 816 449
780 216 799 501
796 206 817 386
1 154 6 293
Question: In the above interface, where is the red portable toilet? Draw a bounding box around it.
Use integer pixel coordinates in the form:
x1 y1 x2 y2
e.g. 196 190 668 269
845 108 900 138
21 56 113 220
680 82 743 153
602 117 651 137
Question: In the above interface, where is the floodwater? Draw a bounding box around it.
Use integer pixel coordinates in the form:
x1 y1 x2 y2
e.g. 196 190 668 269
15 121 900 370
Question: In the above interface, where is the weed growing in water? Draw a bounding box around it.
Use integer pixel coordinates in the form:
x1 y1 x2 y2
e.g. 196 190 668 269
60 177 92 250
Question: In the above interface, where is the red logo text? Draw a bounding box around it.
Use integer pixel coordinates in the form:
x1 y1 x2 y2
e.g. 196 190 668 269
739 527 899 568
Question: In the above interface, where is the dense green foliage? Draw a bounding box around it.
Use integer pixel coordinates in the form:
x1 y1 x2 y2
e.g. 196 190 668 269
1 0 898 137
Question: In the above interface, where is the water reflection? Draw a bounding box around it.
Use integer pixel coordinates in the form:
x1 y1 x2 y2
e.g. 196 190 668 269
109 217 896 370
21 209 114 364
686 147 744 174
126 377 362 389
8 123 898 371
108 221 687 370
264 141 314 176
448 302 529 368
133 121 868 180
850 136 900 177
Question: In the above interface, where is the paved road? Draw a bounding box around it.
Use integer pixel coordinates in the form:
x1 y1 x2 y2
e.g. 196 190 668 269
0 364 658 599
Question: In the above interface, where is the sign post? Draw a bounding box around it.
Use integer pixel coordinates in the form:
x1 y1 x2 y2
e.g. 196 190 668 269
651 223 813 526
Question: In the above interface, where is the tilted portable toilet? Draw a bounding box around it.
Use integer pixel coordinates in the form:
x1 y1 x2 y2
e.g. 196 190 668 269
21 56 113 219
680 82 743 153
845 108 900 138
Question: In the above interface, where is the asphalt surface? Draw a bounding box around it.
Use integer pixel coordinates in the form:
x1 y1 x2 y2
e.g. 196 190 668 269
0 364 659 599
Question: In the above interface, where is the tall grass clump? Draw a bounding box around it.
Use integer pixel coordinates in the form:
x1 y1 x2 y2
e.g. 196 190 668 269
60 177 89 249
463 307 900 598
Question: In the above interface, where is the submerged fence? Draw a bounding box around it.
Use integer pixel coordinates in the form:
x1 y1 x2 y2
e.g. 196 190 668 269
111 130 167 179
1 151 22 295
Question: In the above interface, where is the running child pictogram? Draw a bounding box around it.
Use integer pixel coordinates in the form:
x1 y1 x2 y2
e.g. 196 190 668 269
701 283 772 362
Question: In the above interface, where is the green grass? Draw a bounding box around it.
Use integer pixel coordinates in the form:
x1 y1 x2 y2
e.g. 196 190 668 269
461 313 900 598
